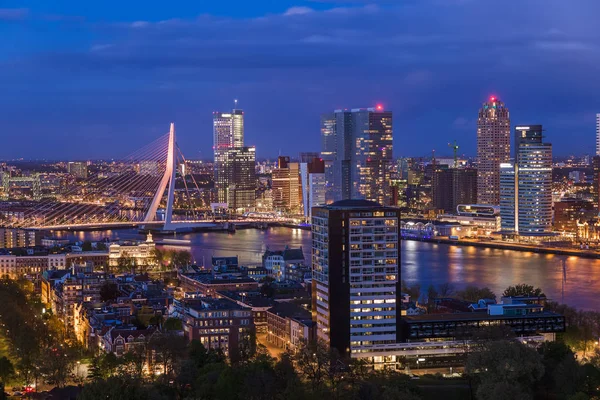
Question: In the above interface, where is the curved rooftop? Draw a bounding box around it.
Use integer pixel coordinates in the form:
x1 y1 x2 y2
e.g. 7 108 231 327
327 199 382 208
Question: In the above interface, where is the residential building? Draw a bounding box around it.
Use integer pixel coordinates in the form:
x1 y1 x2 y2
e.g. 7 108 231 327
593 156 600 212
100 327 156 357
178 271 259 296
175 297 253 361
262 247 305 282
312 200 400 360
321 107 393 205
217 291 274 334
266 301 315 352
477 97 510 205
500 125 553 235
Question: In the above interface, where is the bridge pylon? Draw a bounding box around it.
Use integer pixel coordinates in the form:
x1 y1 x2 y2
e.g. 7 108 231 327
143 122 177 230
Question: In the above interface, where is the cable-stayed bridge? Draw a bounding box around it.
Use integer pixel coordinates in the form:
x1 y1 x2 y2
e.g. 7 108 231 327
4 123 294 232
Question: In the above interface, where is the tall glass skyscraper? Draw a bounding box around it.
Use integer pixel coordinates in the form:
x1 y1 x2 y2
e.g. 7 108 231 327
320 107 393 205
500 125 552 235
213 109 255 211
477 97 510 205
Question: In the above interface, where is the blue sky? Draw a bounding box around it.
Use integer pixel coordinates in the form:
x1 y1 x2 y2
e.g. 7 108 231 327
1 0 599 159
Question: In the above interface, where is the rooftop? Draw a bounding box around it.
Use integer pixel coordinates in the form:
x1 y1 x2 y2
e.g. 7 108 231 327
403 311 563 323
326 199 383 209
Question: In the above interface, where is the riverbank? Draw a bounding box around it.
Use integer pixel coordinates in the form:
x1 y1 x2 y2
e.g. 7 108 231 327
404 236 600 259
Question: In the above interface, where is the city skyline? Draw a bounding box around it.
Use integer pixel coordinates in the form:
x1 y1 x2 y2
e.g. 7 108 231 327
2 0 600 159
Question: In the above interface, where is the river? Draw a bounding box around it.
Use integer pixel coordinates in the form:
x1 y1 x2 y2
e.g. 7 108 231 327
51 228 600 310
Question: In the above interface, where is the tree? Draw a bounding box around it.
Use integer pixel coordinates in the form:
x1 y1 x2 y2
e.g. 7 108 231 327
163 317 183 331
100 282 120 303
172 251 192 268
438 282 454 297
455 286 496 303
40 346 76 388
466 339 544 400
261 282 276 298
82 241 93 252
0 357 14 385
401 281 421 303
96 242 107 251
502 284 545 298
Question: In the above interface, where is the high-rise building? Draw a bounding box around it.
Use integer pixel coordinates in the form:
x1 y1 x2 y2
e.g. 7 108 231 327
213 108 255 211
592 156 600 212
477 97 510 205
67 162 88 179
300 157 326 219
272 156 300 213
432 168 477 213
299 152 320 164
312 200 400 360
500 125 552 235
320 114 337 203
224 147 256 212
320 107 393 205
596 114 600 156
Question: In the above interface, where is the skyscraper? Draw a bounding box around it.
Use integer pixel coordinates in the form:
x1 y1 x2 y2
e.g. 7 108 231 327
213 108 255 211
320 107 393 205
272 156 300 213
312 200 400 360
500 125 552 235
432 167 477 213
596 114 600 156
477 97 510 205
300 157 326 219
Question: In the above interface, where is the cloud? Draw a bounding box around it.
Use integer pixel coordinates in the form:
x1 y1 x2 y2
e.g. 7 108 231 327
0 8 28 21
283 6 314 16
130 20 149 28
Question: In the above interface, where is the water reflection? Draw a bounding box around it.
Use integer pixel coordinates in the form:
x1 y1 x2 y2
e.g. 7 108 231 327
50 228 600 310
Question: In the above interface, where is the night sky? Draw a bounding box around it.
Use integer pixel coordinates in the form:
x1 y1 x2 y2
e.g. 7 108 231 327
1 0 599 160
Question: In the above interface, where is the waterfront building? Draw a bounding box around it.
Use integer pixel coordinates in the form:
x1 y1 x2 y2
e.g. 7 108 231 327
432 168 477 214
108 232 156 268
554 199 596 234
320 107 393 205
477 97 510 205
271 156 301 213
0 228 41 248
312 200 400 360
437 204 501 235
500 125 553 236
67 161 88 179
300 157 326 219
213 108 255 212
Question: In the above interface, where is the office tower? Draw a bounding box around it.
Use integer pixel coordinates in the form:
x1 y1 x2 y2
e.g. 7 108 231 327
477 97 510 205
272 156 300 213
596 114 600 156
300 157 326 219
312 200 400 360
299 152 320 164
320 107 393 204
500 125 552 235
224 147 256 212
67 162 88 179
213 108 255 211
432 168 478 213
320 114 337 203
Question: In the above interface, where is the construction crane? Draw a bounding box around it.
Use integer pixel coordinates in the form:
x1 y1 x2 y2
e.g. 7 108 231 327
448 140 459 168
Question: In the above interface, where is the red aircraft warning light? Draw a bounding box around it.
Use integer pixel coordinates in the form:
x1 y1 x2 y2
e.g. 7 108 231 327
376 104 383 110
490 96 496 102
